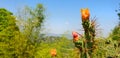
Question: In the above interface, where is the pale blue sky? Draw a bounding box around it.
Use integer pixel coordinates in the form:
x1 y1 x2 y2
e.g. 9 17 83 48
0 0 120 37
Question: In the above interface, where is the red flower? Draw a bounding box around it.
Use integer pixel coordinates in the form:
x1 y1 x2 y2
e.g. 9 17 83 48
50 49 57 57
81 8 90 21
72 31 80 42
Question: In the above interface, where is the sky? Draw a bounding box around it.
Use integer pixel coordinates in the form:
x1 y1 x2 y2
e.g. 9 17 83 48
0 0 120 37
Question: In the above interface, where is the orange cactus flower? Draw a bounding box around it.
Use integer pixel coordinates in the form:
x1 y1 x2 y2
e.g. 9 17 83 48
72 31 80 42
50 49 57 57
81 8 90 21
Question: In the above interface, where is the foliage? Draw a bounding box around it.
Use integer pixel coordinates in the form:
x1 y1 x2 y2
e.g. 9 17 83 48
0 4 46 58
111 26 120 41
15 3 45 58
0 8 20 57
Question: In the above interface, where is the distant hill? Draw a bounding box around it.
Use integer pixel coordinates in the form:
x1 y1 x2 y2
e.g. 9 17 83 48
46 33 72 39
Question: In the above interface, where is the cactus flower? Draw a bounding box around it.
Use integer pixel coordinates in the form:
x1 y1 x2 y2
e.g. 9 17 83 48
50 49 57 57
72 31 80 42
81 8 90 21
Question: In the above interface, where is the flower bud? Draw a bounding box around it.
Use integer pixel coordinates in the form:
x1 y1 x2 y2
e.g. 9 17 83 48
81 8 90 21
50 49 57 57
72 31 80 42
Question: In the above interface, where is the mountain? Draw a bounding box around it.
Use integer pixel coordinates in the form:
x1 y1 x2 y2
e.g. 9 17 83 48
45 33 72 39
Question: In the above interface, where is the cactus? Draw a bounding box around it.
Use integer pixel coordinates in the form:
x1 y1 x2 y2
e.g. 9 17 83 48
72 8 97 58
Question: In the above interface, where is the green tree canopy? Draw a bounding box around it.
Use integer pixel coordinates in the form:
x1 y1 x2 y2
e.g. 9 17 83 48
0 8 20 58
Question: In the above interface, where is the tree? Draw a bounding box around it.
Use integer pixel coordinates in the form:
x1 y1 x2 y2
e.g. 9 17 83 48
17 4 45 43
0 8 20 58
16 3 45 57
111 3 120 41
